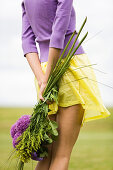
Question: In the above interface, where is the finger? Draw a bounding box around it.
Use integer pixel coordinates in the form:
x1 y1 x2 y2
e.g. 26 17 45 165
39 87 46 99
46 100 51 105
39 93 45 102
46 100 54 105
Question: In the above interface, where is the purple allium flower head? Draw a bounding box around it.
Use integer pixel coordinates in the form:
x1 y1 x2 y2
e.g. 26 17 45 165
12 132 22 148
16 115 31 133
10 123 17 138
31 152 43 161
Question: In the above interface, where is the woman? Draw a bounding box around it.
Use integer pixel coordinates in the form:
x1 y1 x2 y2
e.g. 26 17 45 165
21 0 110 169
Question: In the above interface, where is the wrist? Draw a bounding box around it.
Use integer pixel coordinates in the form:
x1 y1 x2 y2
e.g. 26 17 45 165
42 80 47 84
38 76 47 86
36 74 45 86
38 80 47 90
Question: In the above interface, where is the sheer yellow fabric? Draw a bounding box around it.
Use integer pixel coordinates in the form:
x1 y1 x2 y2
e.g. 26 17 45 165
34 53 111 127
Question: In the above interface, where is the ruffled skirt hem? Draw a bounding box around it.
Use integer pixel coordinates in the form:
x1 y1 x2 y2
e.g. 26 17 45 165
34 53 111 127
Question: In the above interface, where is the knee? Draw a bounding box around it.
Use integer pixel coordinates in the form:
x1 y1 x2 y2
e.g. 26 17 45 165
51 145 71 163
57 154 70 161
50 155 69 170
55 155 69 163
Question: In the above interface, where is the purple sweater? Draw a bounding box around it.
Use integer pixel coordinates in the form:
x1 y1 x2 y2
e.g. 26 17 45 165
21 0 85 63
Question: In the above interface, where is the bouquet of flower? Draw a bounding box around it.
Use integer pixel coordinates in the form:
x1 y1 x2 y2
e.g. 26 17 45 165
10 115 44 161
9 17 88 169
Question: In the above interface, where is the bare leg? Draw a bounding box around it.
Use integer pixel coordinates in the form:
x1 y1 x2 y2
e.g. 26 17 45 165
49 104 85 170
35 114 57 170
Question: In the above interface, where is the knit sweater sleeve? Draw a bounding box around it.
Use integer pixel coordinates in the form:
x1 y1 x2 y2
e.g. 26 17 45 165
49 0 73 49
21 1 38 57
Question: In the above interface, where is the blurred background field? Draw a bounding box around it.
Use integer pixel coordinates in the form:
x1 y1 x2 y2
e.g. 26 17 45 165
0 107 113 170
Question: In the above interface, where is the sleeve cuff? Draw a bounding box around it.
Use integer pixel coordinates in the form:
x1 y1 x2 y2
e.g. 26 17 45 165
22 39 38 57
49 30 66 49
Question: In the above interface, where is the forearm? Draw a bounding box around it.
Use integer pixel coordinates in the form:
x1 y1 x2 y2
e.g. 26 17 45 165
44 47 61 82
25 52 45 85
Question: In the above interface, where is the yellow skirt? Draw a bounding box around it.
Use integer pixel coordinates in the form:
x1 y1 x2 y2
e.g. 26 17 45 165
34 53 111 127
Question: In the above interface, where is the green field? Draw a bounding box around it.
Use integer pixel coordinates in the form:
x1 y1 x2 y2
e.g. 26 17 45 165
0 107 113 170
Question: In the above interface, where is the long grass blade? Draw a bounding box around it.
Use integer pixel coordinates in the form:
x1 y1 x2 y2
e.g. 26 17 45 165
65 17 87 60
61 75 113 90
83 30 103 44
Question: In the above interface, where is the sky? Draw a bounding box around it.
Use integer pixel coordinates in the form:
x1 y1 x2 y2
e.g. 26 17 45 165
0 0 113 107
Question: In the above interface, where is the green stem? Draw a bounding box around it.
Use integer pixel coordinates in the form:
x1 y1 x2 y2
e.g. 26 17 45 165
64 17 87 61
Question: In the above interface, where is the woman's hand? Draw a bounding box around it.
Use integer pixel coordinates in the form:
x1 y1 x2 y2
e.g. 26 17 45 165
38 81 54 105
38 81 46 102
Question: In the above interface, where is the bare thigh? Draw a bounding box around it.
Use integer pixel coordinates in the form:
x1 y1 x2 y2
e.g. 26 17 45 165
51 104 84 161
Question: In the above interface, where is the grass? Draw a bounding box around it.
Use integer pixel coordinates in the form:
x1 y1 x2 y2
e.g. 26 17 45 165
0 107 113 170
